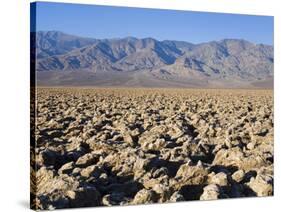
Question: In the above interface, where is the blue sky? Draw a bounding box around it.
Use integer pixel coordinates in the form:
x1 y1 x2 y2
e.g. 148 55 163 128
34 2 274 45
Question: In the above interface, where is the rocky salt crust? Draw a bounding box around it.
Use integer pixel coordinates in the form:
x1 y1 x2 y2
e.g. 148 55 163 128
32 88 274 209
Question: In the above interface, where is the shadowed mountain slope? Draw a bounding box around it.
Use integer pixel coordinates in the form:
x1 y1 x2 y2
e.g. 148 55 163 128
35 31 273 88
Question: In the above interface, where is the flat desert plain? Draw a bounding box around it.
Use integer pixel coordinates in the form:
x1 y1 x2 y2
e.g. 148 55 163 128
32 88 273 209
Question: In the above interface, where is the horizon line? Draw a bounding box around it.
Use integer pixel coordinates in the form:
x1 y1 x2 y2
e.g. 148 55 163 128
33 30 273 46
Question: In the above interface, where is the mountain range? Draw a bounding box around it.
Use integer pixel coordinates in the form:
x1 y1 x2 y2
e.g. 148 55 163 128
35 31 274 88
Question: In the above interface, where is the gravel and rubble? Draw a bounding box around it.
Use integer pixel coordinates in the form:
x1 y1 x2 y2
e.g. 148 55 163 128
31 88 273 209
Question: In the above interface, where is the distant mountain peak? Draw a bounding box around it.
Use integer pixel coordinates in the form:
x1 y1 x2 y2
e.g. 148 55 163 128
35 31 273 88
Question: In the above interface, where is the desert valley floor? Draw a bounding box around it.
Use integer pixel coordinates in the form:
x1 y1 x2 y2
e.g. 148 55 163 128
32 88 273 209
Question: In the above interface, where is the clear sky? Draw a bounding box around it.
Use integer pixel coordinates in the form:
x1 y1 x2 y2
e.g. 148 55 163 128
34 2 274 45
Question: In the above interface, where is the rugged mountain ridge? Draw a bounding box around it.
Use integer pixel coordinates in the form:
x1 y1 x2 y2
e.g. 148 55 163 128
36 31 98 59
35 31 273 88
